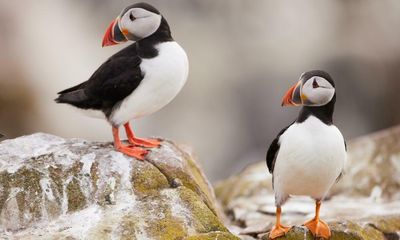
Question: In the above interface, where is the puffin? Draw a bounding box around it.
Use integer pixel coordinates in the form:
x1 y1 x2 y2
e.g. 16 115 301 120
266 70 347 239
55 3 189 160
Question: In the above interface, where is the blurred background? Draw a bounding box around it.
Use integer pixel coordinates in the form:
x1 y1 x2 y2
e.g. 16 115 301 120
1 0 400 182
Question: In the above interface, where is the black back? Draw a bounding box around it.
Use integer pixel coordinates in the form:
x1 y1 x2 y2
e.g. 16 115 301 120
55 44 143 117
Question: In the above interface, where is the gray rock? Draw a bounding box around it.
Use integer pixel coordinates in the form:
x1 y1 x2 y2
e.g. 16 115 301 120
0 133 239 239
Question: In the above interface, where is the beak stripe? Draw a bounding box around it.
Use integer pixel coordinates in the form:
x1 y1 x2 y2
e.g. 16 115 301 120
102 18 127 47
113 19 128 43
281 80 303 107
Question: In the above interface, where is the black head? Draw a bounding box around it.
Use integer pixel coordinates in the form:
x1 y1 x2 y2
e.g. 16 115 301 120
300 70 335 88
102 2 171 47
121 3 160 16
282 70 336 107
281 70 337 124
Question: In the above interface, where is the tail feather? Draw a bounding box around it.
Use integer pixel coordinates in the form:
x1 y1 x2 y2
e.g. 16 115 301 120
57 82 86 95
55 90 88 106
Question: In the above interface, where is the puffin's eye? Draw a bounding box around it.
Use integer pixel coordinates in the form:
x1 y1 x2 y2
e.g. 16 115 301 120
312 79 319 88
129 12 136 21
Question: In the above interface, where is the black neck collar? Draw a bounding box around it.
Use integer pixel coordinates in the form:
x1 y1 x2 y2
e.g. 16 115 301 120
296 94 336 125
136 17 173 58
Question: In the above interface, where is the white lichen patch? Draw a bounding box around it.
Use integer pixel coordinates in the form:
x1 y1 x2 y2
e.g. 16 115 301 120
7 204 103 239
40 178 55 202
80 153 96 175
61 176 73 215
0 188 22 230
149 142 185 169
0 133 65 158
0 134 66 172
109 151 132 191
107 177 117 204
162 188 196 235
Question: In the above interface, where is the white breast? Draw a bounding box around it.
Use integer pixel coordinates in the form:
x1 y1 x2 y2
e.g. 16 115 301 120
273 116 346 201
110 41 189 126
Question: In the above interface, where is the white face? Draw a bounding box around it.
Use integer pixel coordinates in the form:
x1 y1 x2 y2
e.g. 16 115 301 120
301 76 335 106
119 8 162 40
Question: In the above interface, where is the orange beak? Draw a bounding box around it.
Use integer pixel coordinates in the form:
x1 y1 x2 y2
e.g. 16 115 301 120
281 80 302 106
102 18 127 47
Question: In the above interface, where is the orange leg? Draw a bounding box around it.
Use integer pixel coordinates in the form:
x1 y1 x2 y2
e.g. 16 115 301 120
113 127 148 160
123 123 161 148
269 206 291 239
303 200 331 239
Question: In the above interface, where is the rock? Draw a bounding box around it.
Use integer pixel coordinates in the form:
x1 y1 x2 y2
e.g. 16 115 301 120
215 126 400 239
260 215 400 240
332 125 400 199
0 133 239 239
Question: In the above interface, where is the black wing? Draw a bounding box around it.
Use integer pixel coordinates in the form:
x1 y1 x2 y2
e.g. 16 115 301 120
55 43 143 111
266 123 293 174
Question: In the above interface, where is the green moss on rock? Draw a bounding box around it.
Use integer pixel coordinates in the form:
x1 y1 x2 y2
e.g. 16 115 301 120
48 165 64 201
66 178 86 212
0 171 11 214
131 161 169 196
90 161 99 194
148 142 219 217
69 161 84 175
118 215 139 240
13 167 43 222
144 192 188 240
261 219 400 240
148 216 187 240
184 232 241 240
369 215 400 233
184 151 219 216
177 187 228 234
330 221 382 240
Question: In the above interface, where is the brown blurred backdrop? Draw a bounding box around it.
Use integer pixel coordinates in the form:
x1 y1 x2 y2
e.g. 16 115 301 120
1 0 400 181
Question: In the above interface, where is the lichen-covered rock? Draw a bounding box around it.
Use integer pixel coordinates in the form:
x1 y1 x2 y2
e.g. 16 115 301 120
259 215 400 240
0 133 239 239
332 125 400 199
214 126 400 239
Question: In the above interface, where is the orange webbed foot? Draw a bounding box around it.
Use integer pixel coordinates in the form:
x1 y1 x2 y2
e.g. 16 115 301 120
269 224 291 239
123 123 161 148
128 137 161 148
115 144 148 160
303 218 331 239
